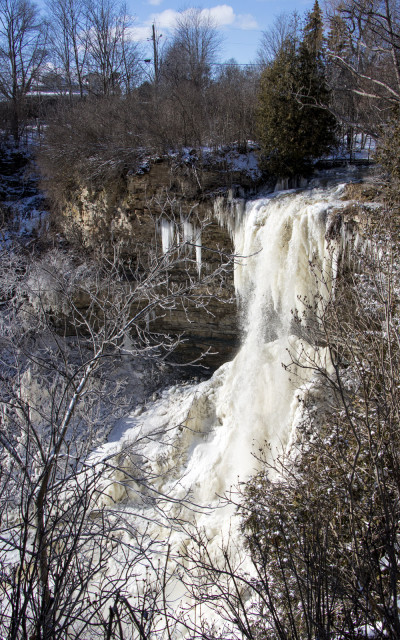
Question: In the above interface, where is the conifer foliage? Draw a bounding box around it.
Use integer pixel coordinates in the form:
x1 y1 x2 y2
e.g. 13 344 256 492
257 1 337 180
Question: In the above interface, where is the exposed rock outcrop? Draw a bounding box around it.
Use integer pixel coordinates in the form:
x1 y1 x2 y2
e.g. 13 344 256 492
57 154 262 369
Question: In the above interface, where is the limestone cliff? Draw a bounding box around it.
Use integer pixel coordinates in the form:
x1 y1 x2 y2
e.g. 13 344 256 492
57 153 263 368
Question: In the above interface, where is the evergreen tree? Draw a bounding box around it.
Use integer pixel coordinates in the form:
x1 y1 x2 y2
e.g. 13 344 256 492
257 1 337 180
257 35 303 179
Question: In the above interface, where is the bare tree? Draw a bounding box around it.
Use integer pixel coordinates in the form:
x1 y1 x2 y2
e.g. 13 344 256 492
163 7 222 89
158 8 222 146
46 0 88 98
257 12 300 67
326 0 400 136
0 197 233 638
208 61 259 149
0 0 48 141
85 0 140 96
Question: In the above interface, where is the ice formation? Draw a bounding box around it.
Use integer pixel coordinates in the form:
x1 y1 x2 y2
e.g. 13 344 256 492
161 217 202 273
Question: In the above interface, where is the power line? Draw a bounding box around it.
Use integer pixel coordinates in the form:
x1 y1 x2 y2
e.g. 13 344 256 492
210 62 259 67
222 27 265 33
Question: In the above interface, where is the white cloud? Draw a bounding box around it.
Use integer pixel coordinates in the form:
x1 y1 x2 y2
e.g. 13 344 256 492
201 5 235 27
148 0 163 6
149 8 180 29
235 13 258 30
129 25 152 42
141 5 258 36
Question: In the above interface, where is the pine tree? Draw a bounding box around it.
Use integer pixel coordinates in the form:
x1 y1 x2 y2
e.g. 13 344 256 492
257 1 337 180
301 0 323 57
257 36 304 179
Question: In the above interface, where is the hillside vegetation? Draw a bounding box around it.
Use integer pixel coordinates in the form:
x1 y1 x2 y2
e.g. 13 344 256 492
0 0 397 192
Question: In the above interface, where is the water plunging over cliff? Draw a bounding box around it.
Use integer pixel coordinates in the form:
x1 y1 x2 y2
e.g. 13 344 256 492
90 181 356 636
102 183 348 538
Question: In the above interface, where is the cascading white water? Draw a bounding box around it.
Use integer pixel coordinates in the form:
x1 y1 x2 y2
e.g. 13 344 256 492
93 181 356 632
102 184 349 535
175 188 339 512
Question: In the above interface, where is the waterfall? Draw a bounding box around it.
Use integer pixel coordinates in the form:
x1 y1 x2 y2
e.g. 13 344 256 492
97 182 352 627
89 181 359 635
102 183 348 523
172 187 340 512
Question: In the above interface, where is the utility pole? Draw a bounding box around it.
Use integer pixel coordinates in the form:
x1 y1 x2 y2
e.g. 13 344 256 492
151 23 161 84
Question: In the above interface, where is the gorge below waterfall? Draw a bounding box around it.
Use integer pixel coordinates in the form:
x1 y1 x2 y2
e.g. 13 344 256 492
96 178 358 623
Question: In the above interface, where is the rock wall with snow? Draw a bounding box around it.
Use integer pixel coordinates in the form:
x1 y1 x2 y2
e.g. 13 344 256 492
56 153 264 368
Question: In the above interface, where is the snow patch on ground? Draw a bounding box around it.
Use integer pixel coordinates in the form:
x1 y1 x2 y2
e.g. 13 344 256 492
170 143 262 181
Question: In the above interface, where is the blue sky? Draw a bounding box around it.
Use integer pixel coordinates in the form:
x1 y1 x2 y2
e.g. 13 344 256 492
129 0 315 65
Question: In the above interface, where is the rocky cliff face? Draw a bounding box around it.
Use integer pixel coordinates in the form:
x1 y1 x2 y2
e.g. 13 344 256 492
58 154 263 369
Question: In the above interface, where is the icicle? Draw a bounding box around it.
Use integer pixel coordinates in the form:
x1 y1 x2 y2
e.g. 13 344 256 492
195 230 202 275
183 220 194 247
161 218 174 253
213 195 246 242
